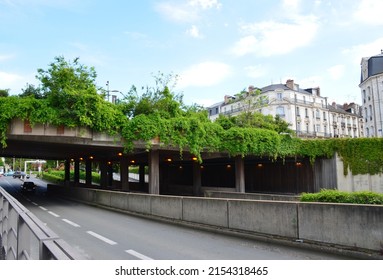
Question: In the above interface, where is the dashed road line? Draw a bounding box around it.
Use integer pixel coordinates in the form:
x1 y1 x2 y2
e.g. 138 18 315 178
39 206 47 211
48 211 60 218
125 249 153 260
86 231 117 245
62 219 81 228
31 202 38 206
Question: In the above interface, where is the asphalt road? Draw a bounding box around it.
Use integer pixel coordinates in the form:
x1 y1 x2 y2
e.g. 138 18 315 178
0 175 355 260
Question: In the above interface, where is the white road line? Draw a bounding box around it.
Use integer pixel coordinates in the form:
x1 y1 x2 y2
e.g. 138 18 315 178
125 249 153 260
31 202 38 206
62 219 81 228
39 206 47 211
48 211 60 218
86 231 117 245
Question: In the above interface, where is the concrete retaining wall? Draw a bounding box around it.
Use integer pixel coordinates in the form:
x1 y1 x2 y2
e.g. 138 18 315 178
205 190 299 201
47 185 383 255
298 202 383 251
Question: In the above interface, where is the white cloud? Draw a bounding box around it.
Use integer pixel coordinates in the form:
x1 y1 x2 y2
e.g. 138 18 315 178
0 54 14 61
354 0 383 25
188 0 222 10
155 0 221 23
156 2 199 22
177 61 231 88
232 15 319 57
0 71 30 93
282 0 301 11
327 64 345 80
342 37 383 64
244 65 267 79
186 25 203 38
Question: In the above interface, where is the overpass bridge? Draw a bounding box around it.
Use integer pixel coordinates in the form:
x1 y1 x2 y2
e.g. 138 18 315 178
1 118 337 196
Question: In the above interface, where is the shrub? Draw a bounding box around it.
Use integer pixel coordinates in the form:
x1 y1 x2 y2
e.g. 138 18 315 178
300 189 383 205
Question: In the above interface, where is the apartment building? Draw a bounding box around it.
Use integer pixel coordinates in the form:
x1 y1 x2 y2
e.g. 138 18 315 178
208 79 363 138
360 52 383 137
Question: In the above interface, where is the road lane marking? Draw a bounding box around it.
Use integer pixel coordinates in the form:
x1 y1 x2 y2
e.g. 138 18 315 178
31 202 38 206
62 219 81 228
48 211 60 218
86 231 117 245
39 206 47 211
125 250 153 260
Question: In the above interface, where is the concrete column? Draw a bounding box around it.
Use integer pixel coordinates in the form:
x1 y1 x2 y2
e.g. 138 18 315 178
85 159 92 186
74 160 80 185
193 162 202 196
120 158 129 191
235 156 245 193
148 150 160 194
108 163 114 187
64 160 70 182
100 161 108 188
139 164 146 187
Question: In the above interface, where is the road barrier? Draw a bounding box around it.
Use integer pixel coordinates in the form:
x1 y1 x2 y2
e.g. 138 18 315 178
47 184 383 258
0 187 81 260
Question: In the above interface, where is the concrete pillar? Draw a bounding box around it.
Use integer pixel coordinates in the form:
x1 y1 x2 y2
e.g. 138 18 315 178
64 160 70 182
139 164 146 187
85 159 92 186
120 158 129 191
235 156 245 193
100 161 108 188
108 163 114 187
193 162 202 196
74 159 80 185
148 150 160 194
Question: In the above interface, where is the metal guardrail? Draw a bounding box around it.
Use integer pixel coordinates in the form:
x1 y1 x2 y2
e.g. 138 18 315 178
0 187 81 260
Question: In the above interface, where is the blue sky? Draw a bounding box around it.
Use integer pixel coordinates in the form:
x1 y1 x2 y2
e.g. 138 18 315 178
1 0 383 107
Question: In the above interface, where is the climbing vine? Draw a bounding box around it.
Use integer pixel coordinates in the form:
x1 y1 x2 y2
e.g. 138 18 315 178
1 56 383 176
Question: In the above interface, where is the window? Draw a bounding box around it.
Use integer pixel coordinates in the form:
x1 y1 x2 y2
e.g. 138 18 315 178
323 112 327 120
316 124 320 132
316 109 320 119
305 108 308 117
369 105 373 120
276 106 285 117
277 92 283 100
296 107 300 116
363 90 366 103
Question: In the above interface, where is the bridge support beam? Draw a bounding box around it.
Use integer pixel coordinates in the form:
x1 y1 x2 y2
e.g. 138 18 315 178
100 161 108 188
235 156 245 193
108 163 113 187
85 159 92 186
74 159 80 186
64 160 70 183
139 164 146 188
120 158 129 191
148 150 160 194
193 161 201 196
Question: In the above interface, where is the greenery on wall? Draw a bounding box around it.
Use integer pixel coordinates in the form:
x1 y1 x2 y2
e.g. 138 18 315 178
1 56 383 175
300 189 383 205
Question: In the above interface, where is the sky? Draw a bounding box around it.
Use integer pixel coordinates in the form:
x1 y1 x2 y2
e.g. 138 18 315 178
1 0 383 108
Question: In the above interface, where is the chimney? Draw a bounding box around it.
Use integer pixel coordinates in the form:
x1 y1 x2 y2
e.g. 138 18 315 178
248 85 255 93
286 79 294 90
224 95 230 104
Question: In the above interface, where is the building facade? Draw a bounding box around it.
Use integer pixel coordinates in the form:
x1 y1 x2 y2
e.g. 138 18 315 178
360 52 383 137
208 79 363 138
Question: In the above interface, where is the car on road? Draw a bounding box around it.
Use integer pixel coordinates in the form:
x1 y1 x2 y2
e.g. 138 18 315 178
4 171 14 176
13 171 24 178
21 181 36 193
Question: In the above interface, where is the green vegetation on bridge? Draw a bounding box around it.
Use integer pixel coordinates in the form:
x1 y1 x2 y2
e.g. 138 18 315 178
1 56 383 175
